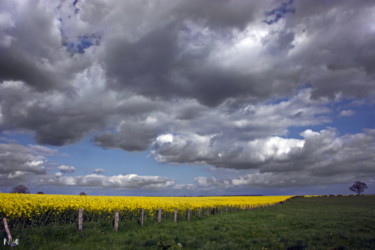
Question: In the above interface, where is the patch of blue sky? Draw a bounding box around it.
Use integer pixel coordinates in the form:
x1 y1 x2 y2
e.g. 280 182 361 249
264 0 295 25
287 102 375 139
47 135 210 184
1 132 35 145
333 103 375 133
1 131 209 184
64 34 101 54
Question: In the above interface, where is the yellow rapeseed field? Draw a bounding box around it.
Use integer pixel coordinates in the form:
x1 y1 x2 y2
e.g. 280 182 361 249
0 193 293 222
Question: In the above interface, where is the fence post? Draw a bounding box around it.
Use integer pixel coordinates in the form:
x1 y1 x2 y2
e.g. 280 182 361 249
114 210 119 232
197 207 201 218
78 208 83 231
140 208 144 227
174 208 178 223
206 207 210 216
157 208 162 223
187 208 191 221
226 205 228 213
2 218 12 242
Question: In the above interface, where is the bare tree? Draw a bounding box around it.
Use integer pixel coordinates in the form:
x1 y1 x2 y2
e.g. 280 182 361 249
349 181 368 195
11 184 30 194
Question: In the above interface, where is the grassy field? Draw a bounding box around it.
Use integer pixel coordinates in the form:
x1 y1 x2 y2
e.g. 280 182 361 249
5 195 375 249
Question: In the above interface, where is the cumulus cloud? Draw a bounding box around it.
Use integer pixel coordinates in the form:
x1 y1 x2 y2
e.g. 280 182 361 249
338 110 354 117
93 168 105 174
39 173 174 190
97 88 330 152
183 129 375 188
0 142 50 186
57 165 76 174
152 132 305 169
156 128 375 170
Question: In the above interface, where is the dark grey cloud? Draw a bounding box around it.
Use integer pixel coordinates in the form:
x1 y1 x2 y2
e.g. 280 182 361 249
0 0 95 93
179 0 261 30
94 124 161 152
99 0 278 106
98 0 375 106
0 79 111 145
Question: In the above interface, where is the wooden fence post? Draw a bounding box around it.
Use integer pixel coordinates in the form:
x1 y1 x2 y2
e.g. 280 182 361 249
140 208 144 227
197 207 201 218
206 207 210 216
2 218 12 242
157 208 162 223
187 208 191 221
174 208 178 223
226 205 228 213
114 210 119 232
78 208 83 231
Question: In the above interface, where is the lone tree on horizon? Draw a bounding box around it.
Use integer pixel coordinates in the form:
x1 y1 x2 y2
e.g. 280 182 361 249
11 184 30 194
349 181 368 195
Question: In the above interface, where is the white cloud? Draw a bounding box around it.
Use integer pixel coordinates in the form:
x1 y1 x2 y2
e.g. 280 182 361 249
338 109 354 117
156 134 174 144
246 137 304 162
39 173 175 190
93 168 105 174
152 132 307 168
194 176 217 187
57 165 76 174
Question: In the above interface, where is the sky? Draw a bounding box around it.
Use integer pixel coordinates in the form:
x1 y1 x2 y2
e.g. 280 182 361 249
0 0 375 196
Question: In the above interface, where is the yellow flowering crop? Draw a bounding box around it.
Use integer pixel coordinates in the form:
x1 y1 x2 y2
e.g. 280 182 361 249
0 193 293 223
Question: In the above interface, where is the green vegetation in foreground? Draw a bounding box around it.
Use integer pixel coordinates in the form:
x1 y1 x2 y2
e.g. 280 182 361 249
6 196 375 249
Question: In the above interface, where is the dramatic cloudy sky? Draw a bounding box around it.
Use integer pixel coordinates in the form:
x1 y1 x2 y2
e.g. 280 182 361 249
1 0 375 195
